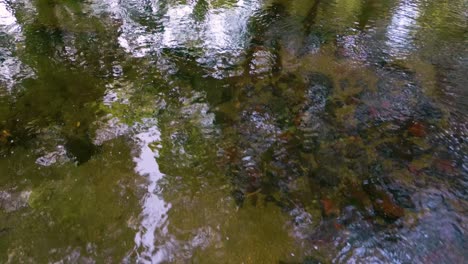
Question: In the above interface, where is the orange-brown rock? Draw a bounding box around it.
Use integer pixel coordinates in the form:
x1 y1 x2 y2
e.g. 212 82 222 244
320 198 340 217
373 195 405 220
408 122 426 137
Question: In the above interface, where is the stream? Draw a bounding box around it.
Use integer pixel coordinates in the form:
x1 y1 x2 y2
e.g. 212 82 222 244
0 0 467 263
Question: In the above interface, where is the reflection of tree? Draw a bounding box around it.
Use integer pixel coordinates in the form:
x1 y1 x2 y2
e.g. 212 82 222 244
303 0 321 34
3 0 121 163
356 0 377 30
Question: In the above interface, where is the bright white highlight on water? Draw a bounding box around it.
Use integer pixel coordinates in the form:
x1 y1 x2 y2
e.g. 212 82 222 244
385 0 421 59
92 0 260 77
0 1 34 91
132 121 172 263
0 0 16 28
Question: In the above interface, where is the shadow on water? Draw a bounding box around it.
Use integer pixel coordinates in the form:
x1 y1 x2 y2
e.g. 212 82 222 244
0 0 467 262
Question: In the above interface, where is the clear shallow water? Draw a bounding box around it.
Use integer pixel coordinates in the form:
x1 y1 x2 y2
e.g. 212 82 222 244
0 0 467 263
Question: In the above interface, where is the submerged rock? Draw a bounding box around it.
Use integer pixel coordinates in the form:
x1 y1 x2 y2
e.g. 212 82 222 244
363 182 405 221
0 189 31 213
65 135 98 164
408 121 427 137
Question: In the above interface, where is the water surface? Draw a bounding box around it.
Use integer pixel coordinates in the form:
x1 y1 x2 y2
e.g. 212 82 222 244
0 0 467 263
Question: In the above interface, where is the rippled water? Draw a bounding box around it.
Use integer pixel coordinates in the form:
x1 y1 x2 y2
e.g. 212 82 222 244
0 0 467 263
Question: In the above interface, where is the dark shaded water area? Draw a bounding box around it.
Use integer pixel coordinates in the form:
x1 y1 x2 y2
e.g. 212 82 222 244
0 0 467 262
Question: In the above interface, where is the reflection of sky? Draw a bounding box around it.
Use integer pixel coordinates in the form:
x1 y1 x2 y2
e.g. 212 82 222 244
95 86 173 262
94 0 259 77
0 0 16 29
94 52 218 263
0 0 24 40
385 0 421 59
0 0 32 90
133 121 172 263
159 0 257 51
